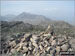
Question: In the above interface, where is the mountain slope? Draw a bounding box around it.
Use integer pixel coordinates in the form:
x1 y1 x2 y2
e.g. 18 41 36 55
0 12 73 28
13 12 51 25
0 14 16 21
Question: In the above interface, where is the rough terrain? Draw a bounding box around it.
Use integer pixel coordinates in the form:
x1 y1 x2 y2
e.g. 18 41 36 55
1 25 75 56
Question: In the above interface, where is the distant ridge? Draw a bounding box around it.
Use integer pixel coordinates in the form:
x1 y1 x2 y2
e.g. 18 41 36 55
0 12 73 28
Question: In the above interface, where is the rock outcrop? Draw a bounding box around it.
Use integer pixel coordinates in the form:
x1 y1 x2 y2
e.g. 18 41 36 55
1 25 74 56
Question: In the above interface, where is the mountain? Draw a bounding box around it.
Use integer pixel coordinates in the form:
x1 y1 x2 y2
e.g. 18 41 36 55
13 12 51 25
0 14 16 21
0 12 74 28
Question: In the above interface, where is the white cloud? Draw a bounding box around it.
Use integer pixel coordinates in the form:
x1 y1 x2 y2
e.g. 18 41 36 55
44 7 58 11
25 10 31 13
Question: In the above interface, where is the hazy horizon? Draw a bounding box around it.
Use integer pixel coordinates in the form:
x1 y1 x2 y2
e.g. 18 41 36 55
1 1 74 25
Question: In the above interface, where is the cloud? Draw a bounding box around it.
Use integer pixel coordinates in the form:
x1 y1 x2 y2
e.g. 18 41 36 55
25 10 31 13
44 7 58 11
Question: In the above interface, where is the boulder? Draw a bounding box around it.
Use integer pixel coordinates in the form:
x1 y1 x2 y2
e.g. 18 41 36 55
43 34 51 37
10 38 15 41
50 49 56 56
21 38 25 42
24 33 31 38
45 47 50 54
9 41 16 47
15 39 20 44
32 48 38 54
58 38 65 42
50 36 55 43
23 53 26 56
25 34 32 42
16 47 21 52
44 40 49 45
28 47 32 50
16 42 24 52
30 38 36 43
22 47 28 52
32 42 38 48
46 47 50 52
56 46 60 54
40 50 44 54
35 53 40 56
28 42 31 46
39 45 43 50
44 25 51 34
38 31 44 37
10 49 16 54
61 43 69 51
46 54 52 56
51 40 57 46
40 53 46 56
68 48 73 51
69 39 75 51
19 42 24 48
50 47 55 53
44 44 47 48
32 35 38 41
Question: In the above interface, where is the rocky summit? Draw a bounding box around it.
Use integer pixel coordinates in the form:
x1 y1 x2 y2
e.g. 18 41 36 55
1 25 75 56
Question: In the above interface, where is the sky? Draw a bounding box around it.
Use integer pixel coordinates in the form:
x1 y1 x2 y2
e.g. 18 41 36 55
1 1 75 25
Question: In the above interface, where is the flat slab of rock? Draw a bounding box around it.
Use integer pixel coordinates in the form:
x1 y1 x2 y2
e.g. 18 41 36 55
61 44 69 51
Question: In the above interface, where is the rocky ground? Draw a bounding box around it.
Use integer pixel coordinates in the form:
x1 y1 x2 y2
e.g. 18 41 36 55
1 25 75 56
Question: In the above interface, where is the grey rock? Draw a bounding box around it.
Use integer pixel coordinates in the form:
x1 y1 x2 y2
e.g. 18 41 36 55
40 53 46 56
61 43 69 51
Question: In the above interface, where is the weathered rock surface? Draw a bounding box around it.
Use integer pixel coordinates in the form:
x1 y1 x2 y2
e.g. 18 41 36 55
1 25 74 56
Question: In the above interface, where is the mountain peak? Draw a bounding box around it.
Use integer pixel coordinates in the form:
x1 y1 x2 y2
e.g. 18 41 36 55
20 12 29 15
18 12 30 16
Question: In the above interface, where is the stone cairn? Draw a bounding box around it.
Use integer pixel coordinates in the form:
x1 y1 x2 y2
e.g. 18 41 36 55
1 25 74 56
